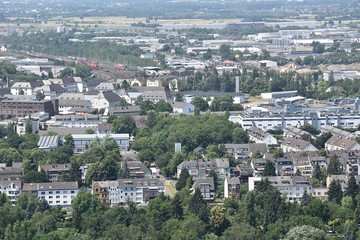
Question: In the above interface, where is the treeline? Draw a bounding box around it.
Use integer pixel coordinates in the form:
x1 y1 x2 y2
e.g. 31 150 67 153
0 32 157 67
2 176 360 239
131 112 248 176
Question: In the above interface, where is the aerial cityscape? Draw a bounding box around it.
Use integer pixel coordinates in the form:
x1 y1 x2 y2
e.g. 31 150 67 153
0 0 360 239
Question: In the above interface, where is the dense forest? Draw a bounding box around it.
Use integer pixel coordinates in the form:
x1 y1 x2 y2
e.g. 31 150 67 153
1 176 360 239
1 112 360 239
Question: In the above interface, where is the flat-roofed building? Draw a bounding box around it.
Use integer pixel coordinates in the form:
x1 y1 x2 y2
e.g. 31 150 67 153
22 182 79 207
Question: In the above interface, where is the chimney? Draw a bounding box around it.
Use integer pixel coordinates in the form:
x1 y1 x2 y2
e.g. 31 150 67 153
235 76 240 94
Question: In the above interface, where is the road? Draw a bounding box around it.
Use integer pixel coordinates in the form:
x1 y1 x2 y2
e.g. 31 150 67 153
164 180 177 198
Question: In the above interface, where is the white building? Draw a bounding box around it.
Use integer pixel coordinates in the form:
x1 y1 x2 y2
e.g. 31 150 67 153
281 137 318 152
249 176 312 203
247 126 278 146
229 112 360 131
325 135 360 151
261 90 297 100
172 102 195 114
91 91 121 111
0 180 22 205
92 178 165 207
22 182 79 207
71 133 130 153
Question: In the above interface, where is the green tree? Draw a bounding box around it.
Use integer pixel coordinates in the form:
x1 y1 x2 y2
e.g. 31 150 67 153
232 127 249 143
176 168 190 191
210 205 229 235
345 175 358 200
272 148 284 158
72 190 101 231
23 170 47 183
327 155 342 176
313 162 324 181
263 160 276 176
219 44 232 60
112 115 137 135
154 100 173 113
221 223 258 240
328 179 343 204
191 97 209 111
283 225 327 240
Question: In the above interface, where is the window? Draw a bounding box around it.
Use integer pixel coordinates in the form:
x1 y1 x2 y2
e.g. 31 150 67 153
41 192 45 195
56 201 60 203
63 195 67 198
49 196 53 199
63 201 67 204
56 191 60 194
63 190 67 194
56 196 60 199
49 191 53 194
49 201 53 204
71 191 75 194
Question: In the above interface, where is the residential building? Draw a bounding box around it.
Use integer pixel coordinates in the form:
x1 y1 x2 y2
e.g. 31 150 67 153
58 93 92 112
247 126 278 146
284 126 312 139
96 82 115 91
123 161 152 178
312 187 328 201
33 84 65 100
281 137 318 152
177 158 230 180
22 182 79 207
249 176 312 203
38 164 72 182
10 81 44 95
223 143 267 160
84 78 102 92
321 125 353 138
0 180 22 205
251 158 267 177
224 177 240 199
0 163 24 181
91 91 121 111
71 133 130 153
172 102 195 114
325 135 360 151
192 177 215 201
229 111 360 131
92 178 165 207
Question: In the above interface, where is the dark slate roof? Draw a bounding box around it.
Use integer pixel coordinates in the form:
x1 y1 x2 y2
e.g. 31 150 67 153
49 84 65 92
85 78 103 88
30 81 44 89
103 91 121 102
61 77 76 84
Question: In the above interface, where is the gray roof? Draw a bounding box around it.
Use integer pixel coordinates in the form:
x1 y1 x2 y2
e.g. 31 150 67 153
37 135 59 149
108 106 141 115
39 126 97 136
281 137 316 151
192 177 215 189
0 180 22 188
23 182 78 191
49 84 65 92
125 161 151 174
228 177 240 185
85 78 103 88
102 91 121 102
39 164 71 171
